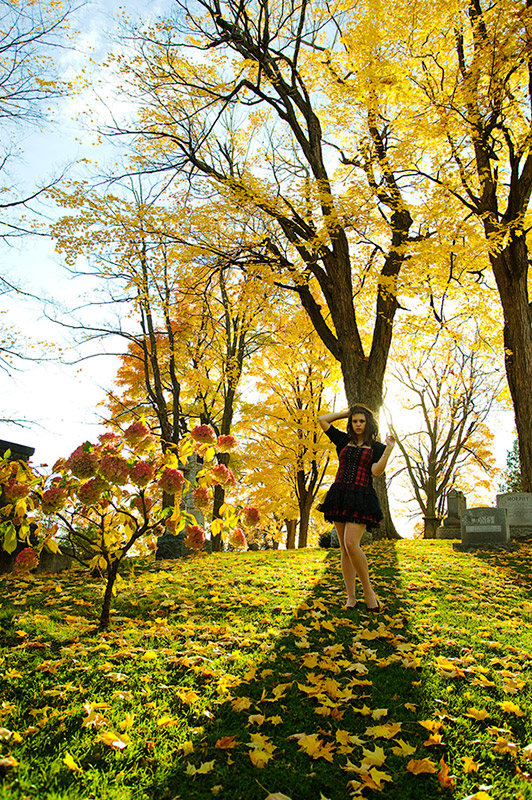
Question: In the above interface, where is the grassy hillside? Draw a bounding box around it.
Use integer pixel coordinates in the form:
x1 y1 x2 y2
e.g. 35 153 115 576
1 541 531 799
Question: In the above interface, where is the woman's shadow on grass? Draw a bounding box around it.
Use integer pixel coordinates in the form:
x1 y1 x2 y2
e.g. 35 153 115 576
147 543 437 800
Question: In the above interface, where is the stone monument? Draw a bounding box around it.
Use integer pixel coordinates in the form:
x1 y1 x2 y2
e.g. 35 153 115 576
36 548 73 573
436 489 466 539
455 506 510 551
496 493 532 540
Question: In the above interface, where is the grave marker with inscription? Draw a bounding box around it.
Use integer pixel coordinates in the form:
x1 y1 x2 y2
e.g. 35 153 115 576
496 493 532 540
460 507 509 548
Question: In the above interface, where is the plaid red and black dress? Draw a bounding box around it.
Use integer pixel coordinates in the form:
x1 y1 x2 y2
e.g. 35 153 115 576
318 426 386 529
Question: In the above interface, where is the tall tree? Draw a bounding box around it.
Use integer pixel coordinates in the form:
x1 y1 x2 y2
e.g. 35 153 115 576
404 0 532 489
52 180 271 548
106 0 449 536
389 330 500 537
239 308 340 547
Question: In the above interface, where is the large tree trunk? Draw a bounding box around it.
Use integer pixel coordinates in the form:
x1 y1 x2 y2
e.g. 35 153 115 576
491 239 532 491
297 492 313 548
285 519 297 549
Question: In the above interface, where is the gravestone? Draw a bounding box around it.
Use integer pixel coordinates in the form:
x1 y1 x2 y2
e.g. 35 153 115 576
496 493 532 540
36 548 72 573
457 507 509 550
155 452 203 560
436 489 467 539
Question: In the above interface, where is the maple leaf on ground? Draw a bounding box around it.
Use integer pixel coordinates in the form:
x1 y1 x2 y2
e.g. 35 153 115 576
249 749 274 768
231 697 251 712
62 753 82 772
391 738 416 756
0 755 18 771
215 736 238 749
493 737 519 755
81 702 110 729
352 704 373 716
271 682 291 699
498 701 524 716
336 730 365 747
462 755 480 773
365 722 402 739
466 707 490 721
186 760 215 776
437 757 455 788
523 743 532 759
265 794 293 800
361 745 386 767
424 732 443 746
98 730 129 750
156 715 178 728
407 758 438 774
361 767 393 791
418 719 443 733
297 733 335 762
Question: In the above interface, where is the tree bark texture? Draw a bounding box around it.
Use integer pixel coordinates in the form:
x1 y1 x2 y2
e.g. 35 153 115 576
490 239 532 491
285 519 297 549
99 560 120 631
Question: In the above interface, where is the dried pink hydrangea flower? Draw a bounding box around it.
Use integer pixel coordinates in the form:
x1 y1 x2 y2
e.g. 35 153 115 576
229 527 247 549
216 435 237 453
14 547 38 572
190 424 217 444
77 478 106 506
130 461 154 487
241 506 260 527
42 486 67 515
4 479 30 504
210 464 235 485
66 445 99 479
99 454 130 485
124 422 150 446
192 485 211 510
133 495 153 515
158 468 185 495
185 524 205 552
98 432 119 448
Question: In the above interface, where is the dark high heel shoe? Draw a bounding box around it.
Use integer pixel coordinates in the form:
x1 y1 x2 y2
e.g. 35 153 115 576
366 602 381 613
345 601 359 610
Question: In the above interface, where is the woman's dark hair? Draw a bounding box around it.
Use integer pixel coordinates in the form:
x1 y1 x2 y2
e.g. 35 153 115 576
346 404 378 446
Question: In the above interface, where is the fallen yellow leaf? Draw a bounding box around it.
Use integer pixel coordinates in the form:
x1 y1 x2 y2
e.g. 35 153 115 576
62 753 82 772
97 730 129 750
407 757 438 775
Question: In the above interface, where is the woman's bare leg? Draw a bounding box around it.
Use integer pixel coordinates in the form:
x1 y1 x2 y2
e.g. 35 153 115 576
343 522 378 608
334 522 357 606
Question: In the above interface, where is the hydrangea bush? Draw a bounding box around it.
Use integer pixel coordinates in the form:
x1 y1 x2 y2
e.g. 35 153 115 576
0 423 258 629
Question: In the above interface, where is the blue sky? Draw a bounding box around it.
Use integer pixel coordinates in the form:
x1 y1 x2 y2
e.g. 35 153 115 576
0 0 171 466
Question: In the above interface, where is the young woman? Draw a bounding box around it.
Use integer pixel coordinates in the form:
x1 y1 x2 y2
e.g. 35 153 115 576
318 404 395 613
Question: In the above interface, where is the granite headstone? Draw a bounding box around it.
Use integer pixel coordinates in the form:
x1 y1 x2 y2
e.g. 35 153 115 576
436 488 466 539
496 493 532 540
460 507 509 548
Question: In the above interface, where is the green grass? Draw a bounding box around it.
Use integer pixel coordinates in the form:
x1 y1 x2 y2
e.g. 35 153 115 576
1 541 532 799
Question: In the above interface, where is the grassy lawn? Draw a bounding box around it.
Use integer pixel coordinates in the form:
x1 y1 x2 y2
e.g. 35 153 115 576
1 540 531 799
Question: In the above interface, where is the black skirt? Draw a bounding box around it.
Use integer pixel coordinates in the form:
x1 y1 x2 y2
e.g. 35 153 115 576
318 482 383 528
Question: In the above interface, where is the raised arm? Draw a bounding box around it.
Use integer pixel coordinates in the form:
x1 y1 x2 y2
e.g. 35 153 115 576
371 435 396 477
318 408 350 432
